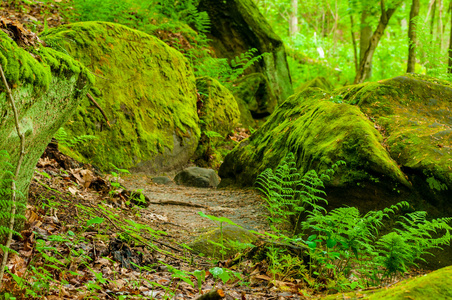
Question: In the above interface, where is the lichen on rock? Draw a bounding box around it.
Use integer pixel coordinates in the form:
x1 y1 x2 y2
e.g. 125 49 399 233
42 21 200 173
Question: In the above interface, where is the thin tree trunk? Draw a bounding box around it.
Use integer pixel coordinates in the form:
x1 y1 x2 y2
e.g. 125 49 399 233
354 1 401 84
359 9 373 79
407 0 420 73
289 0 299 37
350 14 359 73
448 1 452 73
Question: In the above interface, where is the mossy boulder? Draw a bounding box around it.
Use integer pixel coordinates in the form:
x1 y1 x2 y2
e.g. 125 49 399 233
189 225 257 258
196 77 240 137
198 0 293 116
219 74 451 217
325 266 452 299
295 76 334 94
0 30 91 229
43 22 200 174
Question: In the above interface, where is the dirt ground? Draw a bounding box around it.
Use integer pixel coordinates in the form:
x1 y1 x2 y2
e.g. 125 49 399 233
121 173 271 244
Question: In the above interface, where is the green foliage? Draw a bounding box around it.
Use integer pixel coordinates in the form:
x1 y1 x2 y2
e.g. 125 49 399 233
54 127 97 148
255 152 452 290
255 152 334 233
195 48 267 89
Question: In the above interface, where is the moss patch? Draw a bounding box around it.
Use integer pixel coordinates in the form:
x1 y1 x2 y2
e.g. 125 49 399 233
325 266 452 299
43 22 200 173
195 77 241 168
189 225 257 259
219 86 408 189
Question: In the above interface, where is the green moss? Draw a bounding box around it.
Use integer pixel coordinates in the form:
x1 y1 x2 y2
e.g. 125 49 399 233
0 32 91 233
325 266 452 299
43 22 200 171
295 76 334 94
0 30 93 93
196 76 240 135
195 77 240 168
189 225 257 259
220 74 451 203
220 87 408 188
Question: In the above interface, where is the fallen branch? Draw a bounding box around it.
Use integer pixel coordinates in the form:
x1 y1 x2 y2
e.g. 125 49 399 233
195 289 226 300
86 93 110 127
148 200 207 208
0 63 26 288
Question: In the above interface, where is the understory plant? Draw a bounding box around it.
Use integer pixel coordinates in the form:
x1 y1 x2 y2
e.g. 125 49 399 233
255 152 452 290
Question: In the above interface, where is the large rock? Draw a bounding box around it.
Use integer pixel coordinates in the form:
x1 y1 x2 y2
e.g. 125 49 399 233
174 167 220 188
198 0 293 116
42 22 200 174
219 75 452 217
0 29 91 229
196 76 240 137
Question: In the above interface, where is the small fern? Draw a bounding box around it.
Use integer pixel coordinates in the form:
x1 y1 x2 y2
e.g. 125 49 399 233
195 48 268 90
54 127 97 148
255 152 329 233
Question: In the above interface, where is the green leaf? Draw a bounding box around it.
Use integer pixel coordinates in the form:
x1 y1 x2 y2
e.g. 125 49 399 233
87 217 104 227
326 238 337 248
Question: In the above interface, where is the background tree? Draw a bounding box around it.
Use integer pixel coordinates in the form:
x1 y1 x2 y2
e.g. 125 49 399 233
407 0 420 73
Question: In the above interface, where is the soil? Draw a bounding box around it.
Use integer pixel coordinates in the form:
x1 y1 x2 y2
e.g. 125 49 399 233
120 173 271 244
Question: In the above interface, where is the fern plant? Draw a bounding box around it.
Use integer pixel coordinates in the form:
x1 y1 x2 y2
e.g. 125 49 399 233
53 127 97 148
195 48 268 90
255 152 330 233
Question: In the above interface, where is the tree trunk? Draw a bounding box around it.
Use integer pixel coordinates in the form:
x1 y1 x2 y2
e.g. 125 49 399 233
289 0 299 37
407 0 420 73
448 1 452 73
354 1 401 84
359 9 373 79
350 14 359 73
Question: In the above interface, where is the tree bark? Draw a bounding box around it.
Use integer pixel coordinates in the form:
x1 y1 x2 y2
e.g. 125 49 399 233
354 1 401 84
350 14 359 73
407 0 420 73
448 1 452 73
359 9 373 79
289 0 299 37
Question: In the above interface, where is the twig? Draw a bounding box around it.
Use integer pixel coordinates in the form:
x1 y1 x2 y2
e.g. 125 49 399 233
0 63 26 288
86 93 110 127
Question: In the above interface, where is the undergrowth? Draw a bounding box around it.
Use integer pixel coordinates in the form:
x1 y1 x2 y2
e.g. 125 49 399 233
255 152 452 292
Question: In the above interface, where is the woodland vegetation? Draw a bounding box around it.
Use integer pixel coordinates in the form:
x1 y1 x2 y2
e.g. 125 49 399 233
0 0 452 299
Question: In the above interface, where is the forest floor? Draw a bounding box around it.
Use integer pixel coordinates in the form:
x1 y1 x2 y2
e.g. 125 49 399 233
4 145 320 299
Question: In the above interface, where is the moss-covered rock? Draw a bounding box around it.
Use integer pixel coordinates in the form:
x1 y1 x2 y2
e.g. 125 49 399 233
295 76 334 94
196 77 240 137
198 0 293 115
189 225 257 259
0 30 91 229
219 74 451 219
325 266 452 299
43 22 200 173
